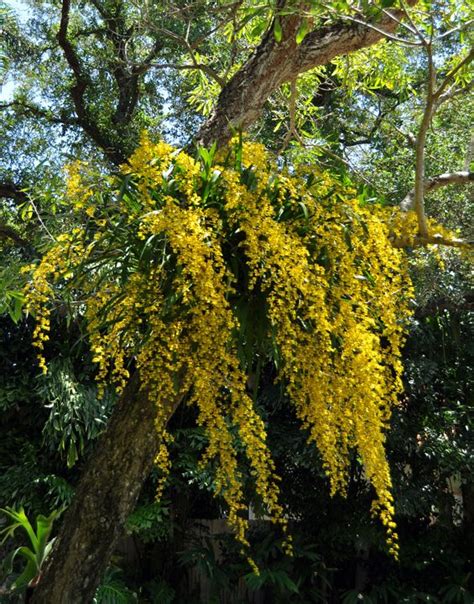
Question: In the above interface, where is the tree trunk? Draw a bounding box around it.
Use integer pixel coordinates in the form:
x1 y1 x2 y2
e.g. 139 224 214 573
462 480 474 576
31 373 181 604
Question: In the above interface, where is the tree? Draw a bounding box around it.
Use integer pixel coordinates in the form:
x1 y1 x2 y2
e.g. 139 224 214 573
1 1 472 602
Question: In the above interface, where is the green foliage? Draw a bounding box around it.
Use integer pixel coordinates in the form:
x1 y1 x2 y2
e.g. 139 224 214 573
93 566 138 604
138 579 175 604
38 359 115 468
0 374 30 414
0 258 27 325
145 581 175 604
0 285 24 324
0 1 22 82
176 526 332 603
0 507 60 592
439 574 474 604
178 535 233 601
0 316 109 514
394 306 473 506
126 501 171 544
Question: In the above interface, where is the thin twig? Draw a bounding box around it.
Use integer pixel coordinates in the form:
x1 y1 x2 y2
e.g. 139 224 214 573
0 101 78 126
433 48 474 102
379 7 418 36
399 0 426 44
280 78 302 151
437 19 474 41
150 61 224 86
29 196 56 242
320 3 422 46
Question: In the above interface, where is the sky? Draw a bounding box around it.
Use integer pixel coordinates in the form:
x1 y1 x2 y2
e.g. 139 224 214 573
1 0 30 101
4 0 29 21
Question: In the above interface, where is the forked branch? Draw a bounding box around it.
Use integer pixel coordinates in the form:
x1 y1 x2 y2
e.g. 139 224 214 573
401 171 474 211
408 38 473 240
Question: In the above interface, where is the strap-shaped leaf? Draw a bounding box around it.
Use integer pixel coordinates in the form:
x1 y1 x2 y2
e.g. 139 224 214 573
0 508 39 552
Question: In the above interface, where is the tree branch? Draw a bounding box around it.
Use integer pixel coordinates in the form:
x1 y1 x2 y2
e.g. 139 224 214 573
412 42 435 238
392 233 474 249
406 40 474 238
319 4 422 47
438 78 474 104
400 171 474 211
0 180 28 203
280 77 302 151
396 171 474 251
293 0 418 73
0 101 78 126
196 0 419 147
89 1 160 126
433 48 474 102
57 0 127 164
149 61 225 87
0 223 28 246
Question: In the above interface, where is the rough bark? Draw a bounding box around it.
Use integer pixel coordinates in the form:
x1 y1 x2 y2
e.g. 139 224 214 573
0 180 28 204
31 373 181 604
197 2 418 147
0 223 28 246
462 481 474 569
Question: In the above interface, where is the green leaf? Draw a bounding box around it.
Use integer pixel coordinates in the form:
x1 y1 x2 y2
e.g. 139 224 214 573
19 202 33 221
296 19 309 44
298 201 309 220
245 570 266 590
276 571 299 593
0 508 38 552
35 510 59 560
273 17 282 42
1 544 40 591
198 143 216 170
94 582 136 604
198 147 211 167
9 293 24 323
11 549 39 590
250 18 267 39
67 440 78 468
118 176 140 214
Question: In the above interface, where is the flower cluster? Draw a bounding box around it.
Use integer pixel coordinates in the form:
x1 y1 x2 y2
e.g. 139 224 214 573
22 229 87 373
23 132 416 561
